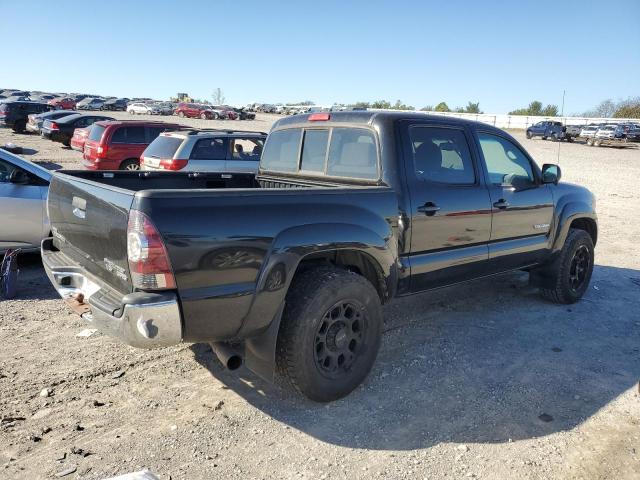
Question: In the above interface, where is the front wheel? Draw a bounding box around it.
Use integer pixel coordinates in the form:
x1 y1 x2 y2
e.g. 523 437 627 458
277 267 383 402
539 229 594 304
526 131 532 139
586 138 593 146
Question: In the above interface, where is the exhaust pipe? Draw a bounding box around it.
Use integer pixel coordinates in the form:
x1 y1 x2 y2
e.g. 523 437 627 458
210 342 243 370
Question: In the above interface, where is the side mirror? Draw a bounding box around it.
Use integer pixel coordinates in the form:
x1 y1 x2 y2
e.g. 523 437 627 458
542 164 561 184
9 169 30 184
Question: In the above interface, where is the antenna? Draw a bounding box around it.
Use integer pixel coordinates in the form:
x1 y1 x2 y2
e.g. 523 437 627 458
557 90 566 164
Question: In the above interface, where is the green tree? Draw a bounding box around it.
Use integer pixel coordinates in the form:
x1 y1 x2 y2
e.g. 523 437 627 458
434 102 450 112
371 100 392 109
420 105 434 112
465 101 481 113
509 100 557 116
350 101 371 109
541 104 559 116
392 99 414 111
613 97 640 118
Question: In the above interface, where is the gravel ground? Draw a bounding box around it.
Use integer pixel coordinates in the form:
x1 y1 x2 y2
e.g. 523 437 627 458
1 114 639 480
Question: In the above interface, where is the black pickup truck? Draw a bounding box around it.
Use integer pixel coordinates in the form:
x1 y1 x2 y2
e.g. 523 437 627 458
42 111 597 402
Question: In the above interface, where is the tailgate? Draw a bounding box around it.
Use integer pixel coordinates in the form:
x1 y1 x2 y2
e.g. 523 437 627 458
48 172 134 294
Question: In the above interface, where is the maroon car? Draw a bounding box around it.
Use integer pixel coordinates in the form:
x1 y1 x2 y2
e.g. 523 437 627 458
174 103 221 119
48 97 76 110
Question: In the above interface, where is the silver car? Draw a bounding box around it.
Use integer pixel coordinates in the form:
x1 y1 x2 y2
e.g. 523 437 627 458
0 149 51 252
140 130 266 173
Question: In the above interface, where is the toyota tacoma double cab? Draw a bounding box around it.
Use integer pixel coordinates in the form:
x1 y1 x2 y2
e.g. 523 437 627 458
526 120 578 142
41 111 597 402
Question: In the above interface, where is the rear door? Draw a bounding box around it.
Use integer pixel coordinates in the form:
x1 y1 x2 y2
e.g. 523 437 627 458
186 137 228 171
226 136 264 173
475 131 554 270
402 122 492 291
109 126 148 165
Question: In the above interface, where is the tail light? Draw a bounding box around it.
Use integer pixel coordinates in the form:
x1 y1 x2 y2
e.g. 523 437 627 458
127 210 176 290
159 158 188 170
96 144 107 158
50 122 60 130
309 113 330 121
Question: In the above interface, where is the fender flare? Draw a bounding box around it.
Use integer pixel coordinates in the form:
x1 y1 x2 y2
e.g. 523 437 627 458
243 222 395 382
550 201 597 254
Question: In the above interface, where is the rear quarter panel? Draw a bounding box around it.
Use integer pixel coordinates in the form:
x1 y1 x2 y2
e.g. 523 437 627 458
133 187 400 342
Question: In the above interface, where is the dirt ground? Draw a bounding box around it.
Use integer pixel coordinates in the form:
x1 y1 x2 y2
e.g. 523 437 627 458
1 113 639 480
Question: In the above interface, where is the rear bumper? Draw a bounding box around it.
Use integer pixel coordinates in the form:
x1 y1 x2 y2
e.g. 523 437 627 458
41 238 183 348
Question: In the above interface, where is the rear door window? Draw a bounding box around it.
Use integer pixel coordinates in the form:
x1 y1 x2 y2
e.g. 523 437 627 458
111 126 146 144
88 124 106 141
190 138 227 159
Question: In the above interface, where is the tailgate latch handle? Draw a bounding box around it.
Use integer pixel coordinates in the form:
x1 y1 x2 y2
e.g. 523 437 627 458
72 196 87 219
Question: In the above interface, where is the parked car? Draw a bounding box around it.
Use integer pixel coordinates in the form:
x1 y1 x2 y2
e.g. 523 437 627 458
174 103 220 119
70 127 90 152
82 120 183 170
624 125 640 143
526 121 575 141
0 101 52 133
76 98 105 110
213 105 238 120
155 103 174 115
41 111 597 402
235 108 256 120
579 125 599 141
48 97 76 110
26 109 77 134
127 102 160 115
41 113 115 146
0 149 51 253
588 125 630 147
141 129 266 172
102 98 128 111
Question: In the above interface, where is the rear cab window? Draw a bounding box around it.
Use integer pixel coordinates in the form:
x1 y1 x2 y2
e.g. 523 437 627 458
261 127 378 180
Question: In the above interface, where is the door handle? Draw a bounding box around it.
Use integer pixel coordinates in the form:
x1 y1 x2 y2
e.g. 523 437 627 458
493 199 510 209
418 202 440 216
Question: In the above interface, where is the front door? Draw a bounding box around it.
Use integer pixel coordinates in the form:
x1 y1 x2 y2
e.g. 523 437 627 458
404 124 492 292
475 131 554 270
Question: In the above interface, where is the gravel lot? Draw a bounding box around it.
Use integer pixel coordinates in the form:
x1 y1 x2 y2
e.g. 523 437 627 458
1 113 639 480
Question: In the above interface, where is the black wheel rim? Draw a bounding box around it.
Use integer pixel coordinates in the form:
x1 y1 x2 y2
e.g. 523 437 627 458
314 300 365 378
569 245 590 292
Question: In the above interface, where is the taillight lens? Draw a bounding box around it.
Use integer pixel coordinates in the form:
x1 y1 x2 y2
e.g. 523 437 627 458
50 122 60 130
96 144 107 158
159 158 188 170
127 210 176 290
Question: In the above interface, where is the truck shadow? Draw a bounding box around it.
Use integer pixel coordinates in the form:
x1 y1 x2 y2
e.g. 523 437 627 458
197 263 640 450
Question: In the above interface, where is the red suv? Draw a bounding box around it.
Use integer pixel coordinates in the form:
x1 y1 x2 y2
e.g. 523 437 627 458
174 103 217 119
82 120 183 170
48 97 76 110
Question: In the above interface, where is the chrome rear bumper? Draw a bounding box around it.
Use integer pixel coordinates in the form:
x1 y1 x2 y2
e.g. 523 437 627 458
41 238 182 349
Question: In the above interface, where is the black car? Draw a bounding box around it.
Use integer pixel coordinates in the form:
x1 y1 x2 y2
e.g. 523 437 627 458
0 101 52 132
41 113 115 146
26 109 77 134
101 98 128 111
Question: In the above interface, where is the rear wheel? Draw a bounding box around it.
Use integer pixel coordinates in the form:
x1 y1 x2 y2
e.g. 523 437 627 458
277 267 383 402
120 159 140 171
539 229 594 304
552 133 559 142
212 113 220 120
594 139 601 147
200 112 207 120
177 111 185 118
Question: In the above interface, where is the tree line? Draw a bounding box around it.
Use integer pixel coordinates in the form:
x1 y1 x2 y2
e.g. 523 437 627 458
347 100 483 113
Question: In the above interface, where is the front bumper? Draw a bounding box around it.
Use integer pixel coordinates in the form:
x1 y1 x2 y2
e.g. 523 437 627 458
26 123 41 133
41 238 183 348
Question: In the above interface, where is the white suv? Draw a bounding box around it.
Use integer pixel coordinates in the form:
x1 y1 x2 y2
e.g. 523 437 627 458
127 102 160 115
140 129 266 172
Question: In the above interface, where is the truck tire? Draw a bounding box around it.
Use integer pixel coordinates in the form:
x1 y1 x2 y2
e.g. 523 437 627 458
551 133 559 141
542 135 547 140
567 136 573 143
539 229 594 304
277 266 383 402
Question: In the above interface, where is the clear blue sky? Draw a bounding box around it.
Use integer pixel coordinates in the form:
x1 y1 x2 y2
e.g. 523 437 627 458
1 0 638 114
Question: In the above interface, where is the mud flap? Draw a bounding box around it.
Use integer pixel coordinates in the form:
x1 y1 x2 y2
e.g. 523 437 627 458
244 302 285 382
